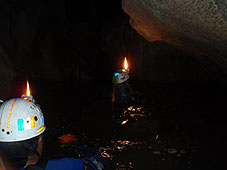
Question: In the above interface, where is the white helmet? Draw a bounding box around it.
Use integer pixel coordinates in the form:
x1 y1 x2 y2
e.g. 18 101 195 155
0 98 46 142
113 72 130 84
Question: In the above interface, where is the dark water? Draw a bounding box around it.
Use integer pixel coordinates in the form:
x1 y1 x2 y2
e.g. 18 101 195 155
15 79 226 170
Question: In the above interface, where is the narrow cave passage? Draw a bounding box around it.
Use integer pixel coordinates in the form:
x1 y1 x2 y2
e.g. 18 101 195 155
0 0 226 170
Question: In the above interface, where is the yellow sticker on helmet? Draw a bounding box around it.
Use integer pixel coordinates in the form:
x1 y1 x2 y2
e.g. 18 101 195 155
31 116 35 128
8 99 17 130
37 125 45 133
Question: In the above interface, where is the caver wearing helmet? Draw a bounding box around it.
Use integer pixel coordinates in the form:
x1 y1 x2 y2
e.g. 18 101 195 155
112 71 134 106
112 72 130 84
0 98 104 170
0 98 45 142
0 98 46 169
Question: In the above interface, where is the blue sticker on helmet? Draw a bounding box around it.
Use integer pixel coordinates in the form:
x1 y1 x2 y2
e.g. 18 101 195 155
114 73 119 76
18 118 24 131
42 117 44 125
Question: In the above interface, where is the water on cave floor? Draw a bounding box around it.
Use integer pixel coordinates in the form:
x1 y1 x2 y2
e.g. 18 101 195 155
27 80 226 170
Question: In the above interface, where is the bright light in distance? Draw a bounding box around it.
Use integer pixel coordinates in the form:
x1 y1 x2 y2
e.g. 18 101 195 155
124 57 128 70
26 80 31 96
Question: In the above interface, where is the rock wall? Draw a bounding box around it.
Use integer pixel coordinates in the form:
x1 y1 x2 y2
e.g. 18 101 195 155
0 0 66 81
100 19 211 83
122 0 227 74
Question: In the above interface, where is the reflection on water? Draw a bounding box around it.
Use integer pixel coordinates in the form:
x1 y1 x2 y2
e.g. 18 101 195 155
155 134 159 140
99 139 143 169
95 95 197 170
115 162 133 170
98 100 159 169
97 135 192 169
42 82 204 170
121 119 128 125
120 105 147 125
99 140 143 158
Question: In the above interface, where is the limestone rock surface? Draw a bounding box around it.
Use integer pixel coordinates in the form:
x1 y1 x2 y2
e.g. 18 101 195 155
122 0 227 73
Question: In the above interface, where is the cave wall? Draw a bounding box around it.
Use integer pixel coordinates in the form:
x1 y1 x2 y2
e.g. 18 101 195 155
122 0 227 76
100 21 210 83
0 0 103 98
0 0 68 81
1 0 226 98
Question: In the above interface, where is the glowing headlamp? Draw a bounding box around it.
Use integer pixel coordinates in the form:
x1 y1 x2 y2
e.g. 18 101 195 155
21 80 35 103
